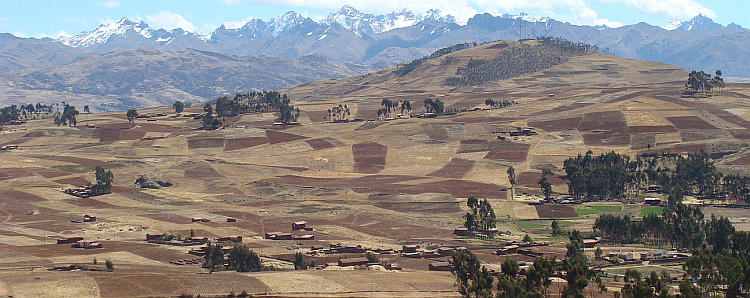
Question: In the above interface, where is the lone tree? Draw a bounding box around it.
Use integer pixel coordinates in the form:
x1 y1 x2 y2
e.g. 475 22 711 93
538 168 553 200
92 166 113 195
293 252 308 270
126 108 138 122
173 100 184 114
507 166 516 199
105 259 114 271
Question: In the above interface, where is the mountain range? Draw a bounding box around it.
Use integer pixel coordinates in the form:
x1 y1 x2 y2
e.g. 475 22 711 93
0 5 749 111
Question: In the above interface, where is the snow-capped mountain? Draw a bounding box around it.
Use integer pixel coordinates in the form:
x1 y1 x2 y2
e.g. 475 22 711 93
322 5 456 35
662 14 723 31
58 17 208 48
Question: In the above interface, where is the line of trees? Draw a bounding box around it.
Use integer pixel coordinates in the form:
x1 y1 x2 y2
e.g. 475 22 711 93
484 98 516 109
53 104 79 127
328 104 350 122
563 150 750 204
593 202 731 251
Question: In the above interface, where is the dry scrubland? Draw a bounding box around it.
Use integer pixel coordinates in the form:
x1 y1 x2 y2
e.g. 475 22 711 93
1 40 750 297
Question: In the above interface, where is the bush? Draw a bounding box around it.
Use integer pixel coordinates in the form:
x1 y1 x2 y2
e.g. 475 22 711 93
105 259 114 271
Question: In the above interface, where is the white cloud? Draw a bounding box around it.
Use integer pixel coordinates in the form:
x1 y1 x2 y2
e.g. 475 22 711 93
602 0 716 20
100 0 121 8
33 30 71 39
12 31 28 38
221 0 241 4
223 15 255 29
98 16 116 26
146 11 199 33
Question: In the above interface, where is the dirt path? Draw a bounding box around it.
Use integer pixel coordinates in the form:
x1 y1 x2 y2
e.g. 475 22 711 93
0 207 11 224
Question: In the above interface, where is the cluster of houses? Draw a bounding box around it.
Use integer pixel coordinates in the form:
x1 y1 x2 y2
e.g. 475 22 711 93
495 240 551 256
70 214 96 223
64 187 97 198
146 233 242 247
453 227 500 238
265 221 314 240
57 237 102 249
0 144 18 151
609 250 686 264
169 257 204 266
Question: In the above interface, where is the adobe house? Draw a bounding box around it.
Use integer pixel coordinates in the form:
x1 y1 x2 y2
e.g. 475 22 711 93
57 237 84 244
146 234 164 241
429 261 452 271
83 214 96 222
292 234 314 240
338 257 369 267
292 221 312 231
402 245 421 254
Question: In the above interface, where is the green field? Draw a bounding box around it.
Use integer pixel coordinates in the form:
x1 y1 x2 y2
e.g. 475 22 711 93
588 205 622 211
640 207 664 216
517 221 544 229
576 208 600 215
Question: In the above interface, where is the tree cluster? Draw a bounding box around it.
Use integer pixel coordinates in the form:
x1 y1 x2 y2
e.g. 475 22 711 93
202 242 263 273
423 97 444 115
484 99 516 109
685 70 724 97
53 104 79 127
463 196 496 236
446 37 595 86
328 104 350 122
201 91 299 129
91 166 114 195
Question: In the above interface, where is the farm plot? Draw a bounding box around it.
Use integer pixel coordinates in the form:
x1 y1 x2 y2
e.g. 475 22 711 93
484 144 530 162
666 116 717 130
352 142 387 174
535 205 578 218
528 117 582 132
187 138 225 149
427 158 475 179
578 111 630 146
266 130 307 144
223 137 268 151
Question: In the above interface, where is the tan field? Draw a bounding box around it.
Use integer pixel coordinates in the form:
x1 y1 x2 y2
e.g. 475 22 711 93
1 40 750 297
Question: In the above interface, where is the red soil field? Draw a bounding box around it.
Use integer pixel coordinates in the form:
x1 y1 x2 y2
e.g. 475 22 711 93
730 129 750 140
374 201 461 214
305 138 336 150
516 172 568 187
94 128 121 141
428 158 475 179
0 168 35 181
452 117 512 124
223 137 268 151
727 153 750 165
628 126 678 133
577 111 627 132
352 142 387 174
708 109 750 129
484 145 530 162
53 176 91 187
187 138 225 149
184 165 224 179
119 130 147 141
643 143 707 155
34 169 71 179
266 130 307 144
535 204 578 218
528 117 582 132
0 137 31 146
666 116 717 130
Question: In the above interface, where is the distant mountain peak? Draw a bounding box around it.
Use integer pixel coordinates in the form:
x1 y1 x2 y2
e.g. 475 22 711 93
322 5 456 35
58 17 154 47
662 13 722 31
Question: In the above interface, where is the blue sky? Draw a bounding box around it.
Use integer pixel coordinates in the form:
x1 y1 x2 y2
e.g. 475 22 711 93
0 0 745 38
